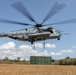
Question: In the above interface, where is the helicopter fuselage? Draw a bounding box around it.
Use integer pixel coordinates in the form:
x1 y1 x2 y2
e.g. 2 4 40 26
0 26 61 44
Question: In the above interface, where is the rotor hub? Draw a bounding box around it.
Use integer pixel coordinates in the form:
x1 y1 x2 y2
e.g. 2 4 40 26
35 24 42 27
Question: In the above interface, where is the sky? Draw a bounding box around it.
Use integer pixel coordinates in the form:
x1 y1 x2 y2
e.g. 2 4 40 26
0 0 76 60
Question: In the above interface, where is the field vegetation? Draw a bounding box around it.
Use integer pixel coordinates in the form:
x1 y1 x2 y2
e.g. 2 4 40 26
52 57 76 65
0 64 76 75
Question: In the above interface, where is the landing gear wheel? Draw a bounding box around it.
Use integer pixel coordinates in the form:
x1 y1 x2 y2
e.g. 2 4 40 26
31 41 33 44
58 38 60 40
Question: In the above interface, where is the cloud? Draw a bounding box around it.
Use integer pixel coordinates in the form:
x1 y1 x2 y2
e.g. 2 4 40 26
0 42 74 60
18 44 38 57
34 43 43 48
72 46 76 48
0 42 16 59
18 44 32 51
0 42 15 50
59 49 74 53
32 43 56 49
50 52 62 56
45 43 56 48
0 42 58 60
18 45 49 57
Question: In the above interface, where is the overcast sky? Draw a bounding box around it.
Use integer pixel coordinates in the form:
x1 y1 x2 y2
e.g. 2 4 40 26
0 0 76 60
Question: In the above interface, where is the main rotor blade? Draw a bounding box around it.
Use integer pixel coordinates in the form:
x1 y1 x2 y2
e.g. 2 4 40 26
0 19 30 26
12 2 37 24
45 19 76 25
42 2 66 24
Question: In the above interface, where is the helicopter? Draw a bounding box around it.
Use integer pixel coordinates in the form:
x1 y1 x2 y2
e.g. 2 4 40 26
0 2 76 45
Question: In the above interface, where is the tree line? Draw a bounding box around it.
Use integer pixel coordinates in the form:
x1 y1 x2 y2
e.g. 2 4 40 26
0 56 76 65
52 57 76 65
0 57 30 64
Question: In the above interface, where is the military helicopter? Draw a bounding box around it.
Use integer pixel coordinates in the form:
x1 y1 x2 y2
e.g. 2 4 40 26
0 2 76 45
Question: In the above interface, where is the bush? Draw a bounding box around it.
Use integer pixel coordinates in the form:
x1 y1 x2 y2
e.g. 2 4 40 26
51 57 76 65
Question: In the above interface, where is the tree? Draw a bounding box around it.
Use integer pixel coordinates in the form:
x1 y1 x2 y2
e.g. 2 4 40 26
3 57 9 61
16 57 21 62
65 57 70 59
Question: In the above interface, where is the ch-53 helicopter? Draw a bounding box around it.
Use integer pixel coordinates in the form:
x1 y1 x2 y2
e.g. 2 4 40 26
0 2 76 45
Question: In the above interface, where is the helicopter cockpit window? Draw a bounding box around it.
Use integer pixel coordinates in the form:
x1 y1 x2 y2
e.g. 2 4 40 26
50 30 53 33
47 27 53 33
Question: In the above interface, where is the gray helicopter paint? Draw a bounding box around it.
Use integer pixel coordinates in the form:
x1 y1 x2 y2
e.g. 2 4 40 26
0 26 60 42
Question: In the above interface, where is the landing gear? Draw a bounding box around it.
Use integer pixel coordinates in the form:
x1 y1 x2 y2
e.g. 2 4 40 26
58 37 60 40
31 41 33 44
31 37 35 49
31 38 34 44
31 37 35 44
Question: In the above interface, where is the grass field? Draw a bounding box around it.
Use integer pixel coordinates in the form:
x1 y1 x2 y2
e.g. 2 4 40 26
0 64 76 75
